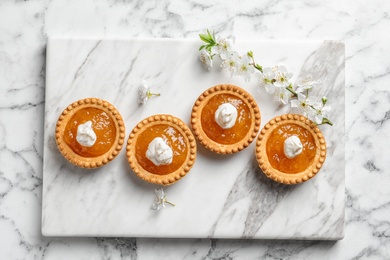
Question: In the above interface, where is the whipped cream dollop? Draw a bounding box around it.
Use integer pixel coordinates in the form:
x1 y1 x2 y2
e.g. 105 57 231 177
76 121 97 147
146 137 173 166
284 135 303 159
214 103 238 129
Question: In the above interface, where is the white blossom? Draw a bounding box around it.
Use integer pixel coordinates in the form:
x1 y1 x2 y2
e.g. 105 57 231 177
221 51 239 77
138 80 160 105
274 87 291 105
152 188 175 211
237 54 255 82
308 101 332 124
199 49 213 71
272 65 293 88
211 35 235 59
296 75 318 93
290 93 317 116
259 67 276 94
138 81 149 105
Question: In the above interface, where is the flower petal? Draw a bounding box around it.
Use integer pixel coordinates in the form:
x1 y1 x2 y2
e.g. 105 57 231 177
138 84 149 105
307 96 318 105
290 99 300 108
315 114 323 124
278 65 287 74
297 93 306 101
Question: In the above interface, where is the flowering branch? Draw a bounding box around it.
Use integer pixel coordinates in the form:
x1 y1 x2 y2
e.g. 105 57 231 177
198 30 333 126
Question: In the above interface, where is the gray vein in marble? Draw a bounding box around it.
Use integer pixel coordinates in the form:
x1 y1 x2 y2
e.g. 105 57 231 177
345 43 376 61
363 160 380 172
0 214 33 253
96 238 137 259
0 101 44 110
72 40 102 83
191 2 214 11
372 109 390 128
365 67 390 81
118 55 138 88
362 105 390 130
209 159 293 239
0 174 13 200
1 147 42 191
298 41 345 98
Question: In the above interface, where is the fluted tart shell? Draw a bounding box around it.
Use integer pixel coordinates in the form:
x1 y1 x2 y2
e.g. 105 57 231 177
126 114 197 186
191 84 261 154
256 114 327 185
55 98 126 168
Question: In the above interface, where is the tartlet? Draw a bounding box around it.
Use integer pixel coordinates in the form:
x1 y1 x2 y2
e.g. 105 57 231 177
191 84 261 154
256 114 327 184
126 114 197 186
55 98 125 168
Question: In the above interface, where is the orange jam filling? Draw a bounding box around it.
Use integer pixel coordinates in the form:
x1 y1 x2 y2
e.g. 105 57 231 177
135 124 188 175
64 107 116 157
201 93 252 145
266 123 316 174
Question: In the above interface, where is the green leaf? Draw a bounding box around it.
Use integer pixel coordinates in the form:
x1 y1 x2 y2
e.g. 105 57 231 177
254 63 263 73
207 29 213 39
247 50 254 58
199 34 212 44
321 117 333 126
199 45 206 51
207 29 216 44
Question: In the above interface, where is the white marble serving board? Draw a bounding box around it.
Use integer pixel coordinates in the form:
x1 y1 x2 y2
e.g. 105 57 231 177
42 38 345 240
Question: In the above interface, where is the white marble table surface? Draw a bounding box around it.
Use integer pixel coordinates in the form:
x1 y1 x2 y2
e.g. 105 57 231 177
1 0 389 259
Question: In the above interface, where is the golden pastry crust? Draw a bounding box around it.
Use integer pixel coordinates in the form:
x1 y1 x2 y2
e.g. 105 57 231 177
55 98 125 168
126 114 197 186
256 114 327 184
191 84 261 154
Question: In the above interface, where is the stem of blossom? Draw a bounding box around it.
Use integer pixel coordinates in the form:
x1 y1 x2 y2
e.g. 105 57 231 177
249 61 263 73
286 85 297 97
164 199 175 207
252 63 263 73
248 53 263 73
147 90 161 99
